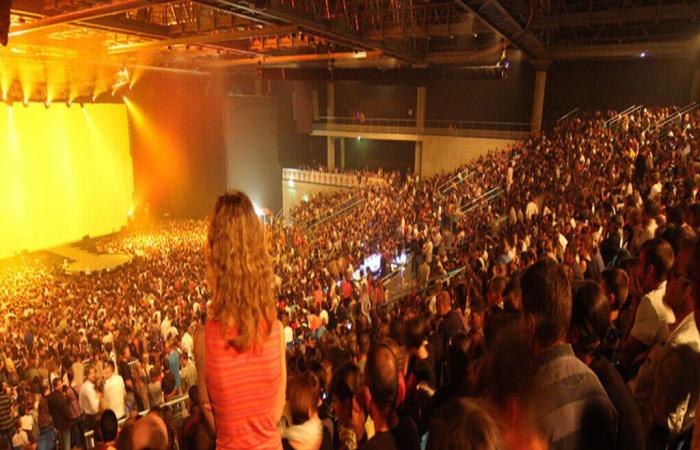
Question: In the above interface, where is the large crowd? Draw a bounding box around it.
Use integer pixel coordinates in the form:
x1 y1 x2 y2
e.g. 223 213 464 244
0 105 698 450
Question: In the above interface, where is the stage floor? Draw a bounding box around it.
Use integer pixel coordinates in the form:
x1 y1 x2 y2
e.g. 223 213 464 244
49 245 133 275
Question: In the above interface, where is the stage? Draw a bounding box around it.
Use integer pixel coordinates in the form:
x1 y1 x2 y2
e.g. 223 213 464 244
49 245 133 275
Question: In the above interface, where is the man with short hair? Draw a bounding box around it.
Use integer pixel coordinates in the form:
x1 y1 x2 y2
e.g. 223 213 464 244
621 238 675 367
359 344 420 450
79 365 101 439
103 360 126 419
631 232 699 442
521 259 617 450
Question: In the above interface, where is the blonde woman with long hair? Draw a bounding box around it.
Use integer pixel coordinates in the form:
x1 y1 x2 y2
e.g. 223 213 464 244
195 191 286 450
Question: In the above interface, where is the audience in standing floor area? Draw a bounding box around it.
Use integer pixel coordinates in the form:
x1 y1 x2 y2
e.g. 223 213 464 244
0 106 698 449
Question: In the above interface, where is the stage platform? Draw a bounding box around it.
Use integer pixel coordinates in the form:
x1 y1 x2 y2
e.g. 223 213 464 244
49 245 133 275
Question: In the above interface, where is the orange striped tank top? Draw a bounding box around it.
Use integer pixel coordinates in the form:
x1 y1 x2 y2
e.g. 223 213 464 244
205 319 283 450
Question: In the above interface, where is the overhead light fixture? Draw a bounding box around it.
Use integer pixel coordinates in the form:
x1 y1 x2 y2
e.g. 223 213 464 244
353 51 367 59
639 51 646 58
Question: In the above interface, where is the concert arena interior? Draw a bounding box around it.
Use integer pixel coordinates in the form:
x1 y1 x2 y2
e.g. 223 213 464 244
0 0 700 449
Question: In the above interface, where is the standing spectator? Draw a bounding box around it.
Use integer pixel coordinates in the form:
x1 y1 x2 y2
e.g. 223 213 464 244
78 365 101 436
196 192 286 449
102 361 126 419
621 238 675 369
358 344 420 450
569 282 645 450
0 385 14 449
47 378 72 450
166 340 181 392
521 259 617 450
180 353 197 395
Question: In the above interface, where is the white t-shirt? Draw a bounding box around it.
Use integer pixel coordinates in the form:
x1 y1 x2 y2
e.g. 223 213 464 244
284 326 294 345
12 430 30 448
103 374 127 418
630 282 674 346
181 332 194 356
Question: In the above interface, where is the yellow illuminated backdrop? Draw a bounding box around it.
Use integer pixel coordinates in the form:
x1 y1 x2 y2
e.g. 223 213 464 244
0 103 133 259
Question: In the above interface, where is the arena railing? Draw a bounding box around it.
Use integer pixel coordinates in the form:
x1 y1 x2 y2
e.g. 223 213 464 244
282 167 387 188
314 116 531 139
303 194 365 232
83 394 189 449
649 101 698 132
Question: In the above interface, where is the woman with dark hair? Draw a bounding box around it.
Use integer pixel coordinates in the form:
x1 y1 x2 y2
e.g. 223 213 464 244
195 191 286 450
569 281 645 450
330 363 366 450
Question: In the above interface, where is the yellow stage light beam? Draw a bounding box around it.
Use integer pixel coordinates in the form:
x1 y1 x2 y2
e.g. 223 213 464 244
0 103 133 258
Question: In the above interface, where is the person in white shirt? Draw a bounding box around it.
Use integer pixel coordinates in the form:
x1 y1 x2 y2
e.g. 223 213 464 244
79 364 101 437
631 235 699 436
622 238 675 368
181 326 194 357
102 360 127 419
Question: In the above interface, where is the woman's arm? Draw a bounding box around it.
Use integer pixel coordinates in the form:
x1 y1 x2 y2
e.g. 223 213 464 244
194 327 216 432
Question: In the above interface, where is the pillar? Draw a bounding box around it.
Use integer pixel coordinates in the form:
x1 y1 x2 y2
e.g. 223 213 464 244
415 86 426 176
530 68 547 135
326 82 335 169
340 138 346 168
691 67 700 103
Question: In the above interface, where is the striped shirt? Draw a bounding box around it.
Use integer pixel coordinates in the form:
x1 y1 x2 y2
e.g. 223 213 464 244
531 344 618 450
205 319 284 450
0 392 12 433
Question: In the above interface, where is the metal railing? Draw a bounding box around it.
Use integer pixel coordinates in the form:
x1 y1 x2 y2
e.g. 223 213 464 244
458 187 504 214
314 116 531 139
437 168 473 196
556 107 579 124
282 167 387 188
84 394 189 449
605 104 638 127
304 195 365 232
648 101 698 133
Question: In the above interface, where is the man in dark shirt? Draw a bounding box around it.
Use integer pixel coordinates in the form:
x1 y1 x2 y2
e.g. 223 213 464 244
570 281 645 450
430 291 466 387
359 344 420 450
47 378 73 450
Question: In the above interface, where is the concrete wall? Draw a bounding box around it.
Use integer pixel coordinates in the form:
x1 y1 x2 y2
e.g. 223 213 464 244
420 136 519 176
282 180 350 215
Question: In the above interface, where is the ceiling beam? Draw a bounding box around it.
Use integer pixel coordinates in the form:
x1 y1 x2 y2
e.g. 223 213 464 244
107 25 299 54
202 50 384 67
532 3 700 29
455 0 550 62
9 0 174 38
195 0 425 66
550 39 697 60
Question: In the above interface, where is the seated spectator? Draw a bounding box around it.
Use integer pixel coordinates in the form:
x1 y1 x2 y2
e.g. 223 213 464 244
282 372 332 450
521 259 617 450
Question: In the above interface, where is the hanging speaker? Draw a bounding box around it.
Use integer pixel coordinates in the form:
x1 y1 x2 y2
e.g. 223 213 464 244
0 0 10 47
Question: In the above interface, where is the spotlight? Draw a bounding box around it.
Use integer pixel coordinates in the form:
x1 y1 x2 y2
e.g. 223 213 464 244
66 99 72 108
23 97 29 107
79 102 84 109
639 51 646 58
44 100 50 109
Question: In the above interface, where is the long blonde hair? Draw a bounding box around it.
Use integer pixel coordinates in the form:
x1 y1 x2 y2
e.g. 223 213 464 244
206 191 276 352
